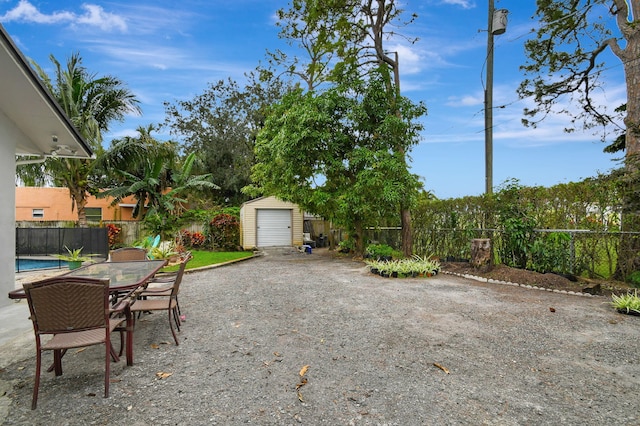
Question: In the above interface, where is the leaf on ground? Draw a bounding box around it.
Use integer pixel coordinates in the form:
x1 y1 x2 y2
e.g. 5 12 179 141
296 377 308 389
74 348 87 354
433 362 450 374
273 352 282 357
150 344 160 349
299 365 309 377
109 378 122 383
297 391 304 402
549 307 556 313
155 371 173 379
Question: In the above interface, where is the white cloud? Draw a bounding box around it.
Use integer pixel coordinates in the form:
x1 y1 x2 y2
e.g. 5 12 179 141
0 0 127 32
440 0 476 9
75 4 127 32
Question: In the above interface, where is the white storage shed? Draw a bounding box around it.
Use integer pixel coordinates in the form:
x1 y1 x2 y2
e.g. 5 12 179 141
240 196 304 249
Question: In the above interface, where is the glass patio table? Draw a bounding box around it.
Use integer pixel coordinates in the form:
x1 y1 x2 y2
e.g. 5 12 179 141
8 259 167 365
64 259 167 366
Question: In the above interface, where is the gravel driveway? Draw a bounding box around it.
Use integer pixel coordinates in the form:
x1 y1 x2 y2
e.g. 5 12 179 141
1 248 639 425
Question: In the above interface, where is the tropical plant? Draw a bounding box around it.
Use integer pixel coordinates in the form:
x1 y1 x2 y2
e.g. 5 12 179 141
611 290 640 315
17 53 141 227
55 246 92 262
206 213 240 251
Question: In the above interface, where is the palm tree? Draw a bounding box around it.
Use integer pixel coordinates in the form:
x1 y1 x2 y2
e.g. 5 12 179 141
17 52 141 226
97 126 218 237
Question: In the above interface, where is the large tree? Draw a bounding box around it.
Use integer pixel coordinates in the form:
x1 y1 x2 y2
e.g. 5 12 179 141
518 1 639 278
258 0 421 255
17 52 141 226
250 69 425 256
162 74 287 205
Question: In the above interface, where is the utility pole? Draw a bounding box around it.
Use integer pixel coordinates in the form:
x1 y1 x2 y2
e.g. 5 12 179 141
484 2 508 194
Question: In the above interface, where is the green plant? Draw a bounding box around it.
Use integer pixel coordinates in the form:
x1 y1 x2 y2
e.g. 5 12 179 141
611 290 640 314
338 239 355 253
530 232 572 274
149 243 179 260
206 213 240 251
625 271 640 288
366 243 394 259
55 246 92 262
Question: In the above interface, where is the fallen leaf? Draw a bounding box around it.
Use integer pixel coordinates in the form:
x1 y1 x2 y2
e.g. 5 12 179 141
127 405 133 411
109 378 122 383
155 371 173 379
549 307 556 313
297 391 304 402
150 344 160 349
87 392 96 397
273 352 282 357
296 378 308 389
433 362 450 374
299 365 309 377
74 348 87 354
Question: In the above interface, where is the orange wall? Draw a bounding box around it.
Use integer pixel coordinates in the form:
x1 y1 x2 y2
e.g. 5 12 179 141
16 187 138 221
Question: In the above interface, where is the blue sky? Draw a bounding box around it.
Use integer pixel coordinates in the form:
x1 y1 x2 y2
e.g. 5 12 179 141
0 0 624 199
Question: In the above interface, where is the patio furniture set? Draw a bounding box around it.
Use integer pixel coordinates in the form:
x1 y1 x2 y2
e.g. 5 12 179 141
7 248 192 409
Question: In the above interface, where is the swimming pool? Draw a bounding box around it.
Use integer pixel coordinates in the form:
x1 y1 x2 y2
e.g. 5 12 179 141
15 258 68 272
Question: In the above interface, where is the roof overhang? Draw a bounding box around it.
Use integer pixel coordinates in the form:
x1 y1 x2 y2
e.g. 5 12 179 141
0 23 92 158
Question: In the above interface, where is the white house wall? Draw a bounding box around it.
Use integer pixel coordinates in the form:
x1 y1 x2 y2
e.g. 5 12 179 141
0 111 20 307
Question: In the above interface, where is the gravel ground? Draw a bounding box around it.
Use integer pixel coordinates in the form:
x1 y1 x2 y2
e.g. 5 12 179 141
1 248 639 425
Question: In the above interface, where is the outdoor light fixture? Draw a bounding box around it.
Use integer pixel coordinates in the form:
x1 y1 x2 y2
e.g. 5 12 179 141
49 144 76 157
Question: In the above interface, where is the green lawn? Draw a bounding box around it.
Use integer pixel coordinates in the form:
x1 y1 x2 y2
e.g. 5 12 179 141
162 250 254 272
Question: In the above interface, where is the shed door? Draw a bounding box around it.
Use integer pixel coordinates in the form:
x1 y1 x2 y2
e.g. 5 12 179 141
257 209 292 246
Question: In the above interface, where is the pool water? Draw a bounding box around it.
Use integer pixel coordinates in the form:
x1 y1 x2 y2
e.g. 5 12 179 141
15 259 68 272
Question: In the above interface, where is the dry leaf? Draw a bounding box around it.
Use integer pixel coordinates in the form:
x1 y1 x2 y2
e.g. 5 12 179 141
297 391 304 402
296 378 308 389
127 405 133 411
433 362 450 374
109 378 122 383
273 352 282 357
549 307 556 313
74 348 87 354
299 365 309 377
155 371 173 379
150 344 160 349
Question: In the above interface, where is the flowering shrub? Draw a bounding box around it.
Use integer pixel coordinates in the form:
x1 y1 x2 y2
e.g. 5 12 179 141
177 229 206 249
106 224 121 249
206 213 239 251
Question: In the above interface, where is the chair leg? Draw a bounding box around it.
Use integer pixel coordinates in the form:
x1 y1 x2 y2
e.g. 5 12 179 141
53 350 63 376
32 350 42 410
168 309 179 345
104 341 110 398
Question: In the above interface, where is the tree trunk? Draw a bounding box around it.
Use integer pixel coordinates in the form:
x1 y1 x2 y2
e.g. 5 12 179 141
615 21 640 279
401 206 412 257
70 187 89 228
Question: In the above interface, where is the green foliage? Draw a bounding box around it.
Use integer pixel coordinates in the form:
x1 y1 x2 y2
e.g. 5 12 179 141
495 181 537 269
611 290 640 314
163 75 288 205
625 271 640 289
365 255 440 278
18 53 141 226
530 232 572 274
55 246 92 262
250 68 425 255
365 243 394 259
206 213 240 251
412 174 623 279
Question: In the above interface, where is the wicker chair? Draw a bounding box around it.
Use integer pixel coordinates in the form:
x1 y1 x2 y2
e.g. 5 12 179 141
131 253 192 345
110 247 148 262
23 277 129 409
